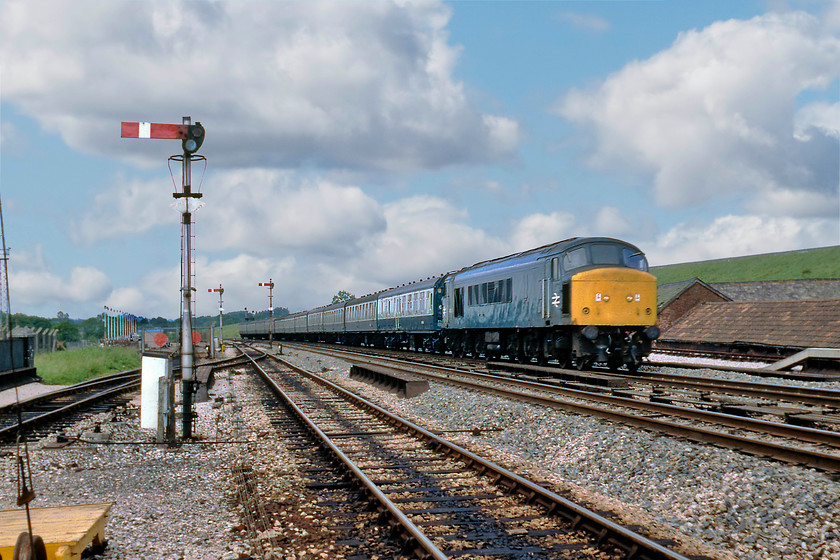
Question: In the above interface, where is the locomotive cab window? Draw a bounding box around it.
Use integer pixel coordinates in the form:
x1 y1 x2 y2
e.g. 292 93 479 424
623 249 649 271
590 244 620 265
563 247 587 271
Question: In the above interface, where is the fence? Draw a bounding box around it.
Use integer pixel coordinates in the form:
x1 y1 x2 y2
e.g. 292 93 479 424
9 326 58 354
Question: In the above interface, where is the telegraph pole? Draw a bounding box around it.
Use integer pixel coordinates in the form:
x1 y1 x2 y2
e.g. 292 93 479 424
121 117 205 439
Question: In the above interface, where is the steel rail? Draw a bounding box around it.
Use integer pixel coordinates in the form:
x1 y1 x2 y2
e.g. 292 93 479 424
284 343 840 472
530 365 840 408
239 349 449 560
0 379 140 440
246 347 700 560
0 369 141 414
454 370 840 449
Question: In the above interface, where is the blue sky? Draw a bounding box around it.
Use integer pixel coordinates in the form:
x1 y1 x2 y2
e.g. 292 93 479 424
0 0 838 320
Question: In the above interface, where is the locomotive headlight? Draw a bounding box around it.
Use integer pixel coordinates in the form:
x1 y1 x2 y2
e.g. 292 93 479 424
626 295 633 302
602 295 610 302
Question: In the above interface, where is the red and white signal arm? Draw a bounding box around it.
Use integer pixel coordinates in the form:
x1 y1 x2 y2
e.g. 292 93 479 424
121 122 188 139
121 121 204 153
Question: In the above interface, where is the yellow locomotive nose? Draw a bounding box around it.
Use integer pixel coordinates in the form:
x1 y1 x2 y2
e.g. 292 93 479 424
570 267 657 326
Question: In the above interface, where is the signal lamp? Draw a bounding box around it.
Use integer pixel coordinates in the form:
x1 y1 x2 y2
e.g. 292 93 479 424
182 122 205 153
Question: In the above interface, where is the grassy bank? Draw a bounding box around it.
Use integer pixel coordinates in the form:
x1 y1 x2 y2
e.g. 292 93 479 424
35 345 141 385
652 245 840 285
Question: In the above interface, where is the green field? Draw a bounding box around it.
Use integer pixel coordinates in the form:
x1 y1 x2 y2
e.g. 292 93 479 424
35 345 140 385
223 323 241 339
651 245 840 285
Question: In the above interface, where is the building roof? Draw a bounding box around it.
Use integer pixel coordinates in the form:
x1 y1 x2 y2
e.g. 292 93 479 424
657 277 731 310
711 279 840 302
660 299 840 349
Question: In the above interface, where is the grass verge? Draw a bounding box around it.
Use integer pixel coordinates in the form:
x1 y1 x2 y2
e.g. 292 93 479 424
35 345 141 385
652 245 840 285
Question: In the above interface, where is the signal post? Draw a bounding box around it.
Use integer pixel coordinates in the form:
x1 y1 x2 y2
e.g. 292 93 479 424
121 117 205 439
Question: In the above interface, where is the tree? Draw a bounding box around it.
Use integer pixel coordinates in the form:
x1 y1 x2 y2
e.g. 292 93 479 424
55 320 80 342
332 290 355 304
77 316 104 340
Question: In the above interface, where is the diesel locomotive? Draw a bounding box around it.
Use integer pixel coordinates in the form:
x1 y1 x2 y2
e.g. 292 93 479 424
240 237 660 371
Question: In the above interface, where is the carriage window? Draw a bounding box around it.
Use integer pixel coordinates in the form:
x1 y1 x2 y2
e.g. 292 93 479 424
551 257 560 280
455 287 464 317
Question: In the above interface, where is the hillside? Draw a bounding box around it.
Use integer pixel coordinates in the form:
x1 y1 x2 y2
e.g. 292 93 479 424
651 245 840 285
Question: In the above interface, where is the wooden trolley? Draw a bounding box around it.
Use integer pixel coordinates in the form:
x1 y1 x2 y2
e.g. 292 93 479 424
0 503 112 560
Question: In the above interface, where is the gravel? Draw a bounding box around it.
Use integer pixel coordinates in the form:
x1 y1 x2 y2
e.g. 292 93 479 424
284 347 840 560
1 368 251 560
2 349 839 560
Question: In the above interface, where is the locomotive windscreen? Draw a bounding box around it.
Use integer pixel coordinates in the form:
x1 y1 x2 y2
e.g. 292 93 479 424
563 243 649 273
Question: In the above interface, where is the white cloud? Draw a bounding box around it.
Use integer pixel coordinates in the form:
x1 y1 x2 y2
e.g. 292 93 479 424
91 191 505 317
556 11 840 215
134 253 298 318
794 101 840 140
744 187 838 217
593 206 637 238
510 206 648 252
200 169 386 256
8 245 111 316
648 214 838 265
0 0 519 172
72 167 386 252
354 195 505 285
70 174 178 245
104 287 145 315
510 211 577 252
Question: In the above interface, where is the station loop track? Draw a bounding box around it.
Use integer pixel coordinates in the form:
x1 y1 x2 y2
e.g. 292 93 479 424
239 344 704 560
0 370 141 442
278 342 840 473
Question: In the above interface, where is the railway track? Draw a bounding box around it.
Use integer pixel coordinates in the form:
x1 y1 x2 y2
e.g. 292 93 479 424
0 370 141 442
485 361 840 425
277 342 840 473
238 344 703 560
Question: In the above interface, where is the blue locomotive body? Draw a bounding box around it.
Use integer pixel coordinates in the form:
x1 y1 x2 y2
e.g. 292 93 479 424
241 237 659 370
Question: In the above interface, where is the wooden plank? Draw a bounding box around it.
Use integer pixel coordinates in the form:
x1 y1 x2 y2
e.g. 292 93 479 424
0 503 111 560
